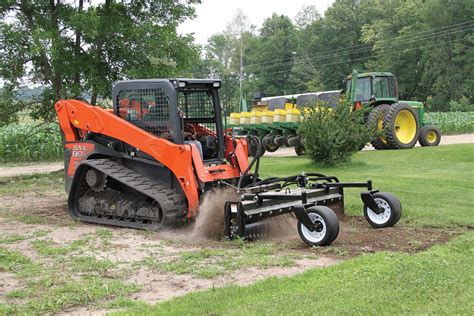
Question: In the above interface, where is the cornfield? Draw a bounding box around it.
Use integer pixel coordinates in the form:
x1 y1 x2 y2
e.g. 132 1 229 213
425 112 474 135
0 123 63 162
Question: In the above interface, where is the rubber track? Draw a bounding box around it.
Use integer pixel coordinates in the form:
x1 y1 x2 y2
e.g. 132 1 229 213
73 159 186 229
367 104 391 150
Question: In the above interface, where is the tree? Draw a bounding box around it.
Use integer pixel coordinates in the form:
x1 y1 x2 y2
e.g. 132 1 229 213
0 0 199 124
247 14 297 96
294 5 321 29
196 9 255 114
360 0 474 110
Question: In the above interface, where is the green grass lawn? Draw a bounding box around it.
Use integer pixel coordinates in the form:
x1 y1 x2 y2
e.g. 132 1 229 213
116 144 473 315
117 232 473 315
260 144 474 227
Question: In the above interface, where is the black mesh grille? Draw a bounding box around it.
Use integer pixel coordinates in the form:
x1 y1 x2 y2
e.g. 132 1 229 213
117 88 170 121
178 91 215 120
117 88 174 140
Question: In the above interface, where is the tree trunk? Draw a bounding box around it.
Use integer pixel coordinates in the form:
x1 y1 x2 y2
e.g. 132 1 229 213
91 93 98 106
73 0 84 88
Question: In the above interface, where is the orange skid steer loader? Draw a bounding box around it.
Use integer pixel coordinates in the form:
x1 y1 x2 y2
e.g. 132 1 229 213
55 79 402 246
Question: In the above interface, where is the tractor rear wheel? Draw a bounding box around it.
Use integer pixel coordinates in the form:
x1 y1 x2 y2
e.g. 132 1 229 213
367 104 391 150
383 103 419 149
297 206 339 246
419 125 441 146
364 192 402 228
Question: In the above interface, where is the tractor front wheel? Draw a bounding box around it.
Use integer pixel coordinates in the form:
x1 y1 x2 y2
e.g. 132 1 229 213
297 206 340 246
364 192 402 228
419 125 441 146
383 103 419 149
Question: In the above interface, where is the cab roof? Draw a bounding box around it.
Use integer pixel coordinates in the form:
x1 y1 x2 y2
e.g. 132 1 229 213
346 72 394 80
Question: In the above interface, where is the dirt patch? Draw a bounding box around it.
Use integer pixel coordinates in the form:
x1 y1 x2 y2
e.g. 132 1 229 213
0 190 71 227
0 272 20 301
0 163 63 178
275 216 458 257
129 256 340 304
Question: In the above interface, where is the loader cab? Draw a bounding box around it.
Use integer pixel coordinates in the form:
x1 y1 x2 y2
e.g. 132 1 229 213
345 72 399 107
112 79 224 161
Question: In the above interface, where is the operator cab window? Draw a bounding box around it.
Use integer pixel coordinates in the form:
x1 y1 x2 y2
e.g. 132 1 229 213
373 76 396 99
177 89 221 161
117 88 175 141
354 77 371 102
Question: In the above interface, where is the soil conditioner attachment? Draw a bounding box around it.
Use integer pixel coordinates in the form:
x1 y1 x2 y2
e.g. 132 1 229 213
55 78 402 247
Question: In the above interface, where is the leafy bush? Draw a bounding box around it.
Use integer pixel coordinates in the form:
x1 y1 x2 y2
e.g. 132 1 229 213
425 112 474 135
299 103 373 165
0 123 63 162
449 96 473 112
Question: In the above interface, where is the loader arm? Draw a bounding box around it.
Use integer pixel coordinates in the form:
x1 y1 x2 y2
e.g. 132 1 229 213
56 99 239 215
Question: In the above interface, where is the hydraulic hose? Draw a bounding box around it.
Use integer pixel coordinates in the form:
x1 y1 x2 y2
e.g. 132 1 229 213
237 135 262 189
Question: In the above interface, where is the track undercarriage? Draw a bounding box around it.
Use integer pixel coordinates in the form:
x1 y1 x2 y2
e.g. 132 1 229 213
68 159 186 230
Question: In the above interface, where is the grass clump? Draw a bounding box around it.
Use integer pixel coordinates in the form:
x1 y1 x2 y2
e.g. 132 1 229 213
138 243 295 279
66 256 116 275
0 247 42 277
0 234 27 244
19 276 140 315
31 238 89 257
0 171 63 197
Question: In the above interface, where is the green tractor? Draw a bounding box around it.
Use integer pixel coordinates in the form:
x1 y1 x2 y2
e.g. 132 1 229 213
347 70 441 149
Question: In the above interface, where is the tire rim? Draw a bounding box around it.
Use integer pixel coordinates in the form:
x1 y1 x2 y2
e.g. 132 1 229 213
394 110 417 144
300 213 326 243
427 130 437 143
366 198 391 225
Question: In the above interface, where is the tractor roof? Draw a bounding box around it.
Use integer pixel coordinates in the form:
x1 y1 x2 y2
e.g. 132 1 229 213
346 72 394 80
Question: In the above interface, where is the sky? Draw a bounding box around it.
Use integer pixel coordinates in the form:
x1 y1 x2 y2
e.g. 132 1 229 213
178 0 335 45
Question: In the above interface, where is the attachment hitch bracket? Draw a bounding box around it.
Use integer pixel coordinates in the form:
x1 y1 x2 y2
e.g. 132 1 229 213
360 191 381 214
293 204 315 231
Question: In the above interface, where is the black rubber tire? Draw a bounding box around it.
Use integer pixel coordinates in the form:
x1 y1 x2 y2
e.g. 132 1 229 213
294 142 306 156
367 104 391 150
364 192 402 228
262 134 279 152
419 125 441 146
248 140 266 157
383 103 420 149
297 206 340 246
284 134 296 147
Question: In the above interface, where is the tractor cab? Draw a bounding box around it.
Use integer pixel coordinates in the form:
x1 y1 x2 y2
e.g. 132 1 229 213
112 79 224 162
345 71 398 108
